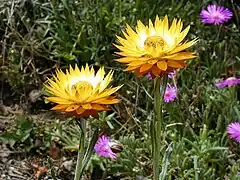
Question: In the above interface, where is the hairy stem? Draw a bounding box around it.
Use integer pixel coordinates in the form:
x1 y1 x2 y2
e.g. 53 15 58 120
152 75 168 180
74 119 86 180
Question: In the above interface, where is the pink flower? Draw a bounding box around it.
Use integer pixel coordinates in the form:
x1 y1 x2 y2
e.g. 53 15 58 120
216 77 240 88
164 84 177 103
227 122 240 143
94 135 117 159
146 72 153 80
200 4 233 25
168 70 177 79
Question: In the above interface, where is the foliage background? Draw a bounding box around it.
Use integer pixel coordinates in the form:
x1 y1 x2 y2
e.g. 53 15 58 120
0 0 240 179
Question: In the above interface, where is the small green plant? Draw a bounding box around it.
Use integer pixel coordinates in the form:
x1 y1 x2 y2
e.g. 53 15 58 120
0 115 54 152
0 116 34 150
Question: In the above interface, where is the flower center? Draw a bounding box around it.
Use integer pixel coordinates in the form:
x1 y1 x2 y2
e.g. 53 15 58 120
165 92 170 97
212 12 219 17
71 81 93 92
144 36 165 48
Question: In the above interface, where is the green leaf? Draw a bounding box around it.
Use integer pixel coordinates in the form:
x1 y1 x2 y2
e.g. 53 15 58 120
106 120 114 129
205 147 228 152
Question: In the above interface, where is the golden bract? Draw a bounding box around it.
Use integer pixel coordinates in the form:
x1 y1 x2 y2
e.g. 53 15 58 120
45 64 122 118
115 15 197 77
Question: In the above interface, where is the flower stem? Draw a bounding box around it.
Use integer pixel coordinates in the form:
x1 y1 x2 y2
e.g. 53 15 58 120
74 119 99 180
74 119 86 180
152 75 168 180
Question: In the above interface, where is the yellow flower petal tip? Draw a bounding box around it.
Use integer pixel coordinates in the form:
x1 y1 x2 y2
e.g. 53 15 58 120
115 15 197 77
44 64 122 118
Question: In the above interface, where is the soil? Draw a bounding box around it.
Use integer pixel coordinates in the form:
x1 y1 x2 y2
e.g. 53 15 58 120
0 105 77 180
0 80 77 180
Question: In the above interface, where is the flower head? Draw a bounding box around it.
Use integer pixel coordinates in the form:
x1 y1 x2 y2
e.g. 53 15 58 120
44 64 122 118
216 77 240 88
227 122 240 143
200 5 233 25
168 70 177 79
164 84 177 103
115 15 197 77
94 135 117 159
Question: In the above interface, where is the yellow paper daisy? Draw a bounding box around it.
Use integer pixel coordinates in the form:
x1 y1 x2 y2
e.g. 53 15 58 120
115 15 197 77
45 64 122 118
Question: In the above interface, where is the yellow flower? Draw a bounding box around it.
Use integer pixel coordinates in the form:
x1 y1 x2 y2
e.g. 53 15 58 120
115 15 197 77
45 64 122 118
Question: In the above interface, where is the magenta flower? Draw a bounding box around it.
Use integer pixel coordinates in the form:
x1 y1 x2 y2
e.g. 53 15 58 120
168 70 177 79
94 135 117 159
227 122 240 143
164 84 177 103
146 72 153 80
200 4 233 24
216 77 240 88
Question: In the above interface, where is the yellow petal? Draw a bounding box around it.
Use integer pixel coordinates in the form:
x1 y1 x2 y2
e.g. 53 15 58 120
169 18 177 35
163 15 169 34
148 59 158 64
51 104 68 110
157 61 167 71
129 61 147 66
170 39 197 54
148 19 155 35
155 15 163 36
175 19 183 35
140 63 153 73
82 103 92 110
136 20 147 33
124 66 139 71
177 25 190 43
92 98 120 104
164 52 196 60
65 105 80 112
151 65 161 76
126 24 138 39
116 57 138 63
114 51 129 56
91 104 108 111
167 61 183 68
89 86 122 102
47 97 73 104
76 107 85 115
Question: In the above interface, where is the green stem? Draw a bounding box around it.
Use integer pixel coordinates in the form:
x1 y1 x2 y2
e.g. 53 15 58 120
215 24 222 42
74 119 86 180
152 75 168 180
194 156 199 180
74 119 99 180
